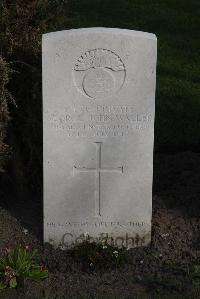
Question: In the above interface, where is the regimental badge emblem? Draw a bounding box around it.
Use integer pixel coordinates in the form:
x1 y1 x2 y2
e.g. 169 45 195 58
73 48 126 100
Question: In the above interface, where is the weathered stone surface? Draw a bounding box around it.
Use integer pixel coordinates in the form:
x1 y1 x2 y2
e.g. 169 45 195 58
43 28 157 248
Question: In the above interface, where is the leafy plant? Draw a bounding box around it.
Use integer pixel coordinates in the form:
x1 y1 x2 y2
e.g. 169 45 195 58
72 238 128 270
0 245 48 289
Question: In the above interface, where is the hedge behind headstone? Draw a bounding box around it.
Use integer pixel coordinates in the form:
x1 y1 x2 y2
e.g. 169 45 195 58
0 57 13 172
0 0 69 195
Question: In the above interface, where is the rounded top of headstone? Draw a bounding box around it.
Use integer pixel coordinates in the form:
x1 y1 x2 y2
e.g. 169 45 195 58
42 27 157 41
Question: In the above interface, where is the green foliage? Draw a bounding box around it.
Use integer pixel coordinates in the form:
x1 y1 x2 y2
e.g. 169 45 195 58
0 0 69 185
0 56 14 172
192 265 200 276
0 245 48 289
72 239 128 270
190 264 200 287
0 0 68 56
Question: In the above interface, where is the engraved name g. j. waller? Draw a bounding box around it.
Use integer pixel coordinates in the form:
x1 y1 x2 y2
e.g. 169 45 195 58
73 49 126 100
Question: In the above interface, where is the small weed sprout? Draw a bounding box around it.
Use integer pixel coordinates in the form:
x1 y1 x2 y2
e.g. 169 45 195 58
0 245 48 289
72 238 128 270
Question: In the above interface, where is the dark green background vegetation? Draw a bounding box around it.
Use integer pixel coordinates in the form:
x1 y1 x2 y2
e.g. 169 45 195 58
69 0 200 149
0 0 199 191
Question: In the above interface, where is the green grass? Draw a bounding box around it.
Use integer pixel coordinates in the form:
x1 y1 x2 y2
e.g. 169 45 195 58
38 294 200 299
63 0 200 149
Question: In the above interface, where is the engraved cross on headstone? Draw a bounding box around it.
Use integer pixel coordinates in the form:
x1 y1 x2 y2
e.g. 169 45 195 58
74 142 123 217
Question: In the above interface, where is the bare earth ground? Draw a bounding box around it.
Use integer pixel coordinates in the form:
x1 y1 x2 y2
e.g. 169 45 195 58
0 151 200 299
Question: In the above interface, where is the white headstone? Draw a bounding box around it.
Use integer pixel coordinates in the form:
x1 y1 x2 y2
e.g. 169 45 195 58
43 28 157 249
